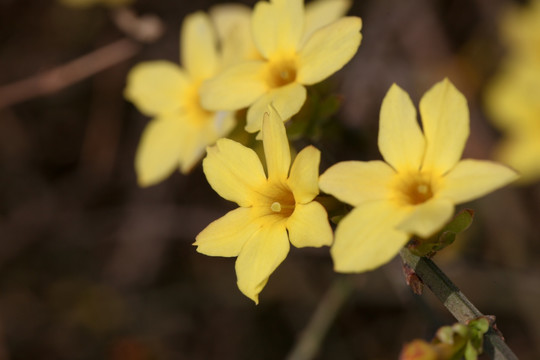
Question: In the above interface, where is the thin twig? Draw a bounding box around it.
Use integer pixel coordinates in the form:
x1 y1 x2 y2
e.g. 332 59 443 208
0 38 140 109
399 248 519 360
111 7 165 43
286 276 354 360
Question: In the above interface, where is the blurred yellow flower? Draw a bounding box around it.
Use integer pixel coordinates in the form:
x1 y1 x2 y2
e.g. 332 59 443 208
209 3 262 67
200 0 361 134
484 0 540 183
209 0 353 66
194 106 332 304
320 79 518 273
500 0 540 62
59 0 132 8
125 12 235 187
485 61 540 183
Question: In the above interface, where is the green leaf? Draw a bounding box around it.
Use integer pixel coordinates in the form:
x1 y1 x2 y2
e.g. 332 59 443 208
436 326 456 344
443 209 474 235
408 209 474 257
464 342 478 360
467 317 490 355
404 317 491 360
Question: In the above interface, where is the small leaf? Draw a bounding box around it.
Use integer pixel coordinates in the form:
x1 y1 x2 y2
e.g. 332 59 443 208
436 326 456 344
468 317 490 334
408 209 474 257
451 323 469 338
467 317 490 355
405 317 489 360
442 209 474 235
463 342 478 360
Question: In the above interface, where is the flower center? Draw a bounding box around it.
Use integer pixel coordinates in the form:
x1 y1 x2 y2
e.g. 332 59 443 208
393 172 436 206
266 58 297 88
184 82 213 123
264 182 296 218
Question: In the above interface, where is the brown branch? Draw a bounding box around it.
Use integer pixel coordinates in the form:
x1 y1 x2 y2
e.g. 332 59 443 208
0 38 141 109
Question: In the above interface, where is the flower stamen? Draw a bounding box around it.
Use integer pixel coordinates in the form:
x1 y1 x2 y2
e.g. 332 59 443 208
266 58 297 88
393 172 436 206
271 201 282 212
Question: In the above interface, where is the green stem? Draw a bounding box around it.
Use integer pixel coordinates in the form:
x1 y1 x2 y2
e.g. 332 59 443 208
399 248 519 360
285 276 353 360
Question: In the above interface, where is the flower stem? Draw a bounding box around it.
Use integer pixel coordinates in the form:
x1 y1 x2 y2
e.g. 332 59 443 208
399 248 519 360
286 276 353 360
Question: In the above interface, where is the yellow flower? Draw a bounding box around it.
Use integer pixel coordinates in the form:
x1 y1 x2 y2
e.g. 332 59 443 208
485 60 540 183
200 0 361 134
125 12 235 186
319 79 518 273
209 0 353 67
484 0 540 183
500 0 540 62
194 106 333 303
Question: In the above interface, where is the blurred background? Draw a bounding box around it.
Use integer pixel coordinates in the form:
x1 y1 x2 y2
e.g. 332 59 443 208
1 0 539 359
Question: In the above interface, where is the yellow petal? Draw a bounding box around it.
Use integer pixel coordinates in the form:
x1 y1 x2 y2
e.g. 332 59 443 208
286 202 333 248
209 4 259 65
484 62 540 132
210 4 252 42
396 198 454 238
419 78 469 176
319 160 395 206
262 105 291 181
331 201 409 273
203 138 267 207
236 222 290 304
199 61 268 111
274 0 304 52
135 115 184 187
178 111 236 174
496 137 540 184
245 82 307 133
437 159 519 203
251 2 276 58
297 17 362 85
181 12 218 79
124 61 189 116
252 0 304 58
287 146 321 204
195 207 261 257
303 0 352 45
176 123 205 175
379 84 425 172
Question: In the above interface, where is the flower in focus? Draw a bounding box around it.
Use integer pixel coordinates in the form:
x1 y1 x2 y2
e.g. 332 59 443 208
319 79 518 273
125 12 235 187
194 106 333 303
200 0 361 134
